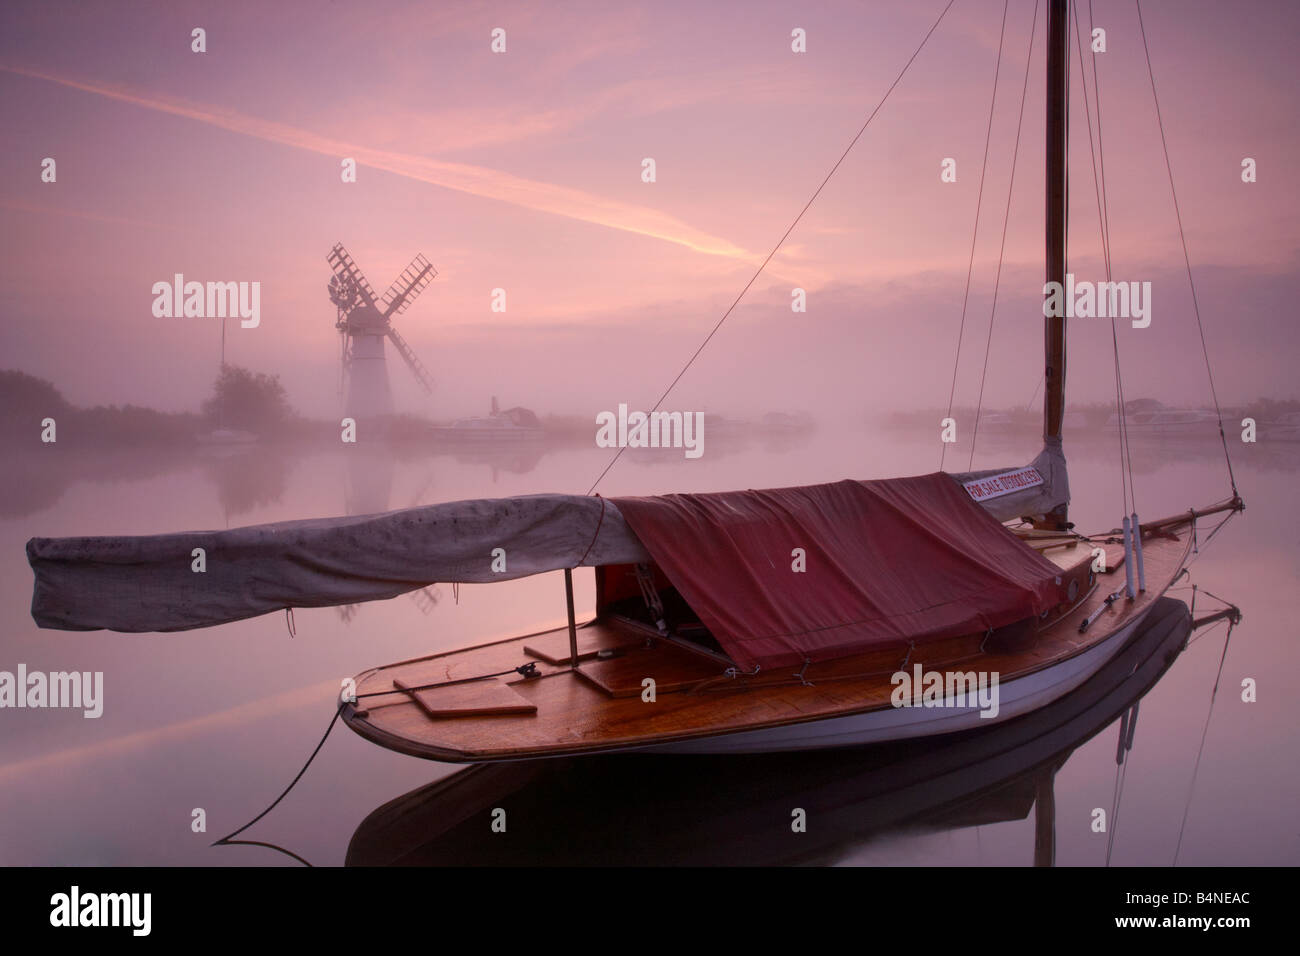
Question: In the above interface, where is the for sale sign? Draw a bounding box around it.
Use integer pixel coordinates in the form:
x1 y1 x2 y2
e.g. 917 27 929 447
962 466 1045 502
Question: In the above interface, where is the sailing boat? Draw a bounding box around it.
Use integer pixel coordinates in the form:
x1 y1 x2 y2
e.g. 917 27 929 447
25 1 1242 762
344 597 1203 866
195 316 258 450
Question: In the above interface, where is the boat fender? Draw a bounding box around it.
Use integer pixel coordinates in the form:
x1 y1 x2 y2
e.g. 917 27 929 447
1121 516 1137 600
1131 512 1147 593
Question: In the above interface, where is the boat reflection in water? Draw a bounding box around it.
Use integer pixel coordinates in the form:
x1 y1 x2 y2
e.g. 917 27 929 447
347 596 1206 866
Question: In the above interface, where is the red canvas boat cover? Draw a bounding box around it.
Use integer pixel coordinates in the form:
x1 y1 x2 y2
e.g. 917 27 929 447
612 473 1067 671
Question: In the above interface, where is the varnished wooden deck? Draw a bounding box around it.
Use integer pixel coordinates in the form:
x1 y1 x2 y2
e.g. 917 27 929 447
341 520 1193 762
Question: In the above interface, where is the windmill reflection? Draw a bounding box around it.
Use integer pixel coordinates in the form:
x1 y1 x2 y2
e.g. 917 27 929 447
202 447 289 526
337 447 440 625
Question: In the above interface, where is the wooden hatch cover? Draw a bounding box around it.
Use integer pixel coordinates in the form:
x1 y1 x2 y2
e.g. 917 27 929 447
393 677 538 718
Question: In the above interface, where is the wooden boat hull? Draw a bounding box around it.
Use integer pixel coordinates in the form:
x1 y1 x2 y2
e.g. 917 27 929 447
345 597 1193 866
640 606 1152 754
341 511 1203 762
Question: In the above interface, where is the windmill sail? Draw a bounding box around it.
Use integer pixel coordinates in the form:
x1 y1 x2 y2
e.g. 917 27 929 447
326 243 379 307
380 254 436 316
386 326 435 394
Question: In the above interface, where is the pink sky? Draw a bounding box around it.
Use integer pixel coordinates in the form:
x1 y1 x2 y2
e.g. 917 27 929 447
1 0 1297 420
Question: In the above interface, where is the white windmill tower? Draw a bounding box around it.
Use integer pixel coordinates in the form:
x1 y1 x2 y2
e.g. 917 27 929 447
327 243 438 423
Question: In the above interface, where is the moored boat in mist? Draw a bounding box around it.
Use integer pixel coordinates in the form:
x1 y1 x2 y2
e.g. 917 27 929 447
22 0 1242 767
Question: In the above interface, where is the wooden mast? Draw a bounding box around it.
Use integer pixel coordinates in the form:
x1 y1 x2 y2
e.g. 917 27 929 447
1040 0 1070 530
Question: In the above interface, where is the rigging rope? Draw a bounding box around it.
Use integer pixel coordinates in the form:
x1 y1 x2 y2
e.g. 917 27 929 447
1135 0 1240 499
585 0 960 495
1073 0 1136 516
1173 612 1236 865
1087 1 1113 266
1104 758 1124 865
1105 702 1137 867
1182 508 1238 571
969 0 1040 471
1093 0 1137 516
1184 616 1228 649
940 0 1010 472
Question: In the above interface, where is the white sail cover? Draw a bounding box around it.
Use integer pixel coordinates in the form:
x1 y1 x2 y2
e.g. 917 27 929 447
26 447 1066 633
27 494 649 632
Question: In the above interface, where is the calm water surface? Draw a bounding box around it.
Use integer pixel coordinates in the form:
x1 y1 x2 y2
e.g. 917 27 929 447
1 426 1295 865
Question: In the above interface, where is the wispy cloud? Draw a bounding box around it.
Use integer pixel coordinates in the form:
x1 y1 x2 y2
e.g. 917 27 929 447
0 197 174 231
342 65 816 156
1 63 754 260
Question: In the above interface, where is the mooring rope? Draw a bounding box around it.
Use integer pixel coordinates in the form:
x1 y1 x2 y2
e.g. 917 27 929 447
211 704 343 866
212 662 541 865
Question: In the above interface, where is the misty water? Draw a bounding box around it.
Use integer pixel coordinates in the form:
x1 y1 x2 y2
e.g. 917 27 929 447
1 424 1295 866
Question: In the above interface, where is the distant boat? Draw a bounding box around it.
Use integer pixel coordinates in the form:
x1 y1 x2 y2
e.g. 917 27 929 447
977 411 1017 432
1105 399 1217 434
198 315 258 448
196 427 258 445
1062 410 1089 430
432 397 543 442
701 414 751 438
194 427 259 460
1263 410 1300 441
759 411 814 433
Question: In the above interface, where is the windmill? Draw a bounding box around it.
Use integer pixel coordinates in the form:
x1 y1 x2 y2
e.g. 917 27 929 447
327 242 438 422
